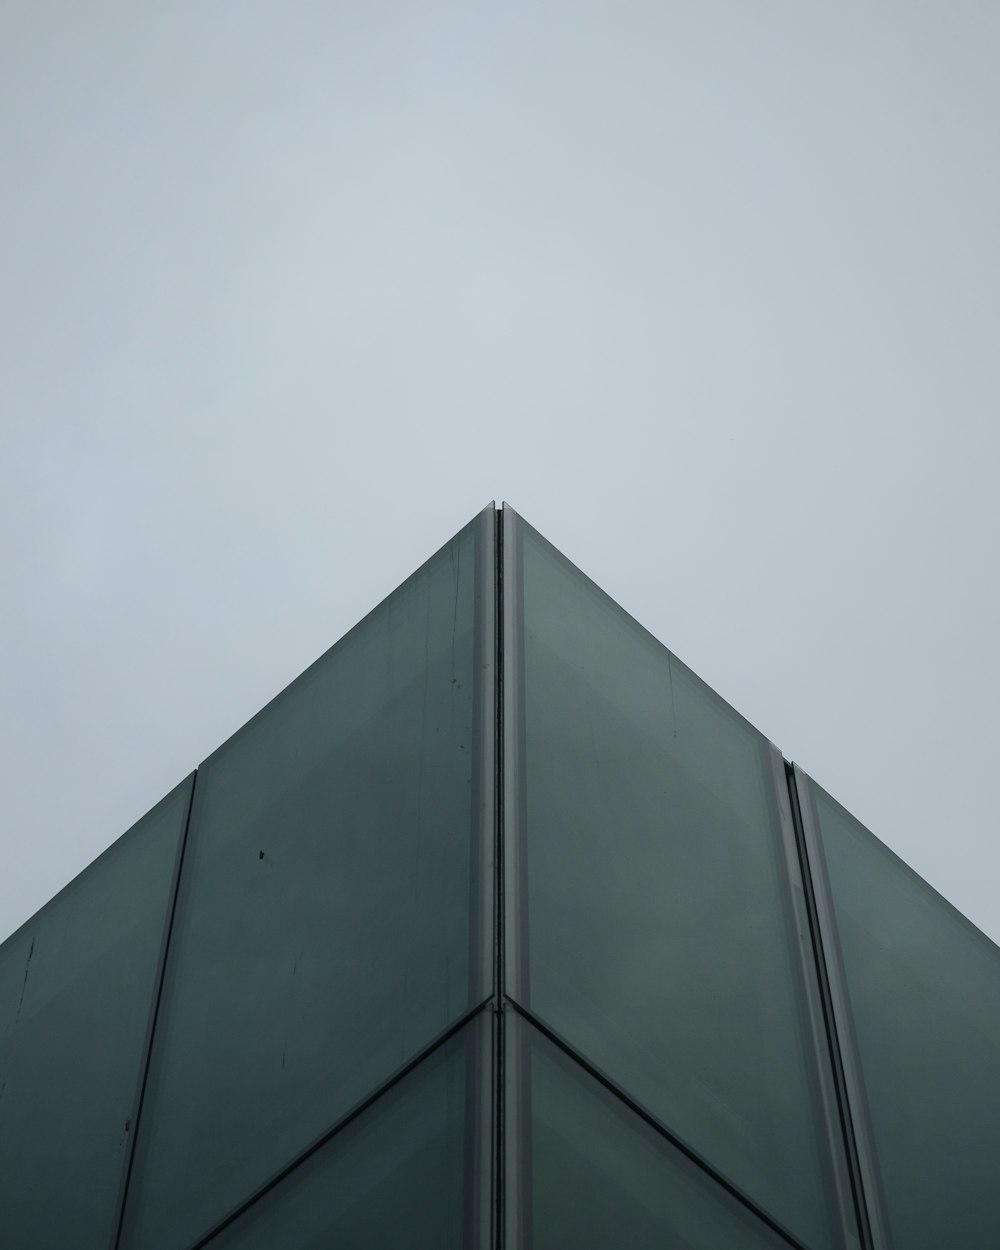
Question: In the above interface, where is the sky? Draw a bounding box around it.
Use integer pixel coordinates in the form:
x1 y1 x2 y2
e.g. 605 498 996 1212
1 2 998 947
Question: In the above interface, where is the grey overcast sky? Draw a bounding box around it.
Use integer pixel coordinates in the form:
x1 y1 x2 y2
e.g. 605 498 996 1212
1 3 998 946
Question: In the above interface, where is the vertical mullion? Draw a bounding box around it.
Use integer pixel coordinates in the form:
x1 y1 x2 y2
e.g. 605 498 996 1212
470 505 497 1009
768 746 863 1250
500 504 535 1250
493 503 505 1250
787 764 893 1250
466 504 497 1250
501 504 527 1003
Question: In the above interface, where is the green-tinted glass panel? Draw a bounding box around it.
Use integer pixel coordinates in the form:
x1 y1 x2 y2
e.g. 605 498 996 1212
0 779 189 1250
205 1011 489 1250
510 1012 792 1250
809 780 1000 1250
121 512 490 1250
512 518 844 1250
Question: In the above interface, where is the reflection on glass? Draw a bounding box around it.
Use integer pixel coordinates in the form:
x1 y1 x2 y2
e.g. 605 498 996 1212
121 513 489 1250
809 780 1000 1250
0 779 189 1250
510 1012 790 1250
205 1011 488 1250
513 518 843 1249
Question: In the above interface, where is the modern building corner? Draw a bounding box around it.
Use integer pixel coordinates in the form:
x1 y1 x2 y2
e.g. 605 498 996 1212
1 502 997 1250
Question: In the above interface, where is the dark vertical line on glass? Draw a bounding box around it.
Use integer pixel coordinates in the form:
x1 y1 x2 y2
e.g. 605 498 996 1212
768 745 861 1249
506 509 530 1001
110 769 198 1250
465 518 482 1248
785 763 888 1250
502 506 537 1249
494 505 505 1250
467 507 494 1249
469 509 493 1011
500 506 534 1250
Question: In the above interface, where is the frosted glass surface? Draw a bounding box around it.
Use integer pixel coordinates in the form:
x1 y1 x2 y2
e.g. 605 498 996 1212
206 1013 488 1250
513 1013 792 1250
0 779 188 1250
811 780 1000 1250
122 515 488 1250
514 519 843 1249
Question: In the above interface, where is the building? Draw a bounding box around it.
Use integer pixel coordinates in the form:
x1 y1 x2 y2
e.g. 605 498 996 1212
1 503 997 1250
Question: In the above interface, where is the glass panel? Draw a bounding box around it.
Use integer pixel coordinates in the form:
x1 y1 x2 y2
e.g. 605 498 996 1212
121 511 491 1250
808 778 1000 1250
0 778 189 1250
511 517 844 1250
509 1012 792 1250
204 1011 489 1250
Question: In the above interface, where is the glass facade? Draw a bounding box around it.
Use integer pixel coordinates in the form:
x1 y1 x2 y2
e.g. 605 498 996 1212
0 778 190 1250
1 501 995 1250
119 508 493 1250
505 517 850 1249
797 774 1000 1250
506 1011 795 1250
202 1008 491 1250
